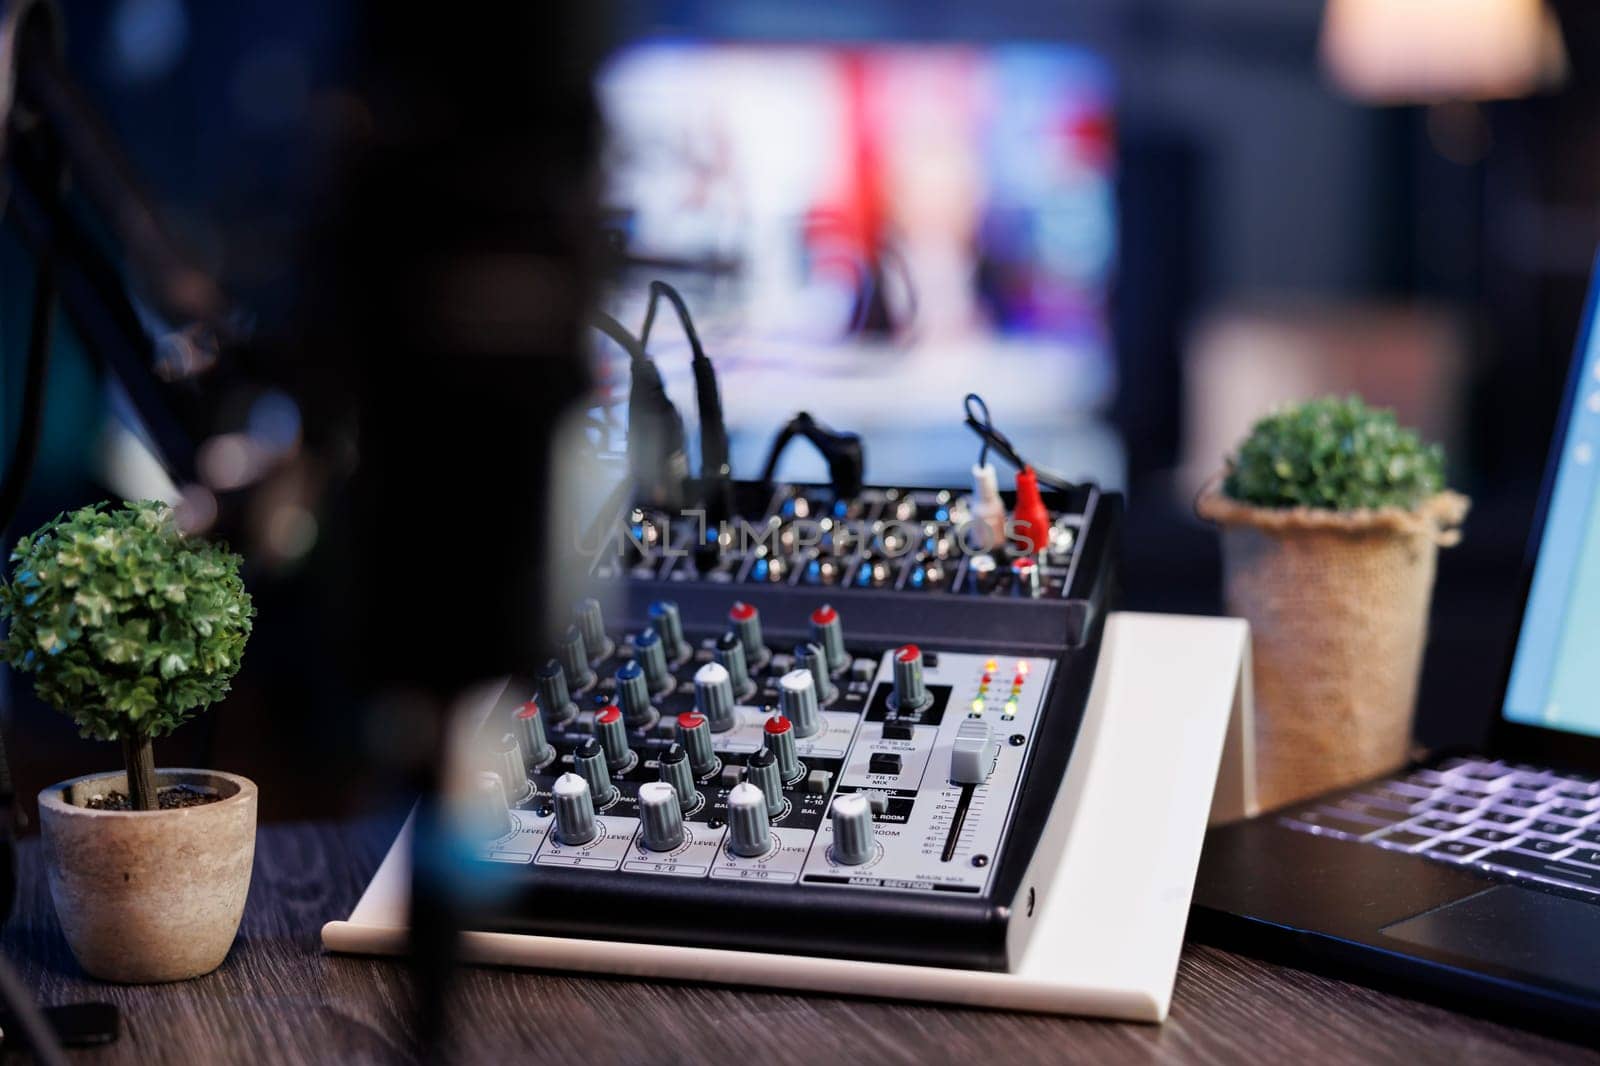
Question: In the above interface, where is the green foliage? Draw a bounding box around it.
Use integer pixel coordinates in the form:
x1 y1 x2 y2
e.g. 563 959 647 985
0 501 254 742
1223 395 1446 511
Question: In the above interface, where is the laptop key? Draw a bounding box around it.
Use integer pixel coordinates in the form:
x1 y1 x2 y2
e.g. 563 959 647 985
1373 831 1433 851
1426 839 1489 862
1476 810 1527 827
1427 801 1480 818
1566 849 1600 869
1412 818 1466 834
1526 820 1580 840
1513 837 1573 857
1463 828 1517 845
1490 795 1541 811
1545 806 1592 823
1326 799 1407 825
1578 829 1600 846
1481 849 1600 892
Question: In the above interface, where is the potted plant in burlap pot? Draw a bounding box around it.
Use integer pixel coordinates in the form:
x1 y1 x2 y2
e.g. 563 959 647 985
1 501 257 982
1197 396 1469 812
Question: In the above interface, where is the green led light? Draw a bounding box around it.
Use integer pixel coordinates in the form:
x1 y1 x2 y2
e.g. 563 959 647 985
1004 700 1018 716
970 697 985 713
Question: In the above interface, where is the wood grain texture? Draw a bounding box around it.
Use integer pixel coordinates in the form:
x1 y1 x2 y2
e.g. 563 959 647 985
4 815 1596 1065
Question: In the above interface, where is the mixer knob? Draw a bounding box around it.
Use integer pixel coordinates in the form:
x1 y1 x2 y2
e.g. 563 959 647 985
695 660 739 731
490 732 533 805
552 772 599 846
637 781 686 853
794 642 835 704
658 742 699 806
472 771 513 839
648 600 690 663
614 660 654 728
778 669 823 739
633 626 674 695
744 747 785 817
728 601 768 667
809 604 847 674
829 793 876 866
595 704 632 769
764 715 803 782
574 738 617 805
558 626 596 691
1011 556 1042 598
513 701 555 768
575 597 615 661
891 644 932 712
677 712 720 776
712 631 755 699
537 659 580 723
725 781 773 858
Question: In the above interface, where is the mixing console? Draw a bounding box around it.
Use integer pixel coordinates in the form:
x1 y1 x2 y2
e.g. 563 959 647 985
464 477 1120 972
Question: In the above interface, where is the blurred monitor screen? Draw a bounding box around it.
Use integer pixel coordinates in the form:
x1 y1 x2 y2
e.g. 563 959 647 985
598 41 1116 365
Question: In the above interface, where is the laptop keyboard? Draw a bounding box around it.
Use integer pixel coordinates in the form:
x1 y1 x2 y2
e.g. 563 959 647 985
1279 757 1600 896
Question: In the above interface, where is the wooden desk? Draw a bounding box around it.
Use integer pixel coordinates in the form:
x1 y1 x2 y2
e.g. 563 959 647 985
5 816 1594 1065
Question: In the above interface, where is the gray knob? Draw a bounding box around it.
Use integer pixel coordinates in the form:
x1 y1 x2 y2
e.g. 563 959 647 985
552 772 598 846
891 644 931 712
809 604 847 673
472 771 513 839
513 701 555 768
490 732 533 805
576 597 615 661
677 712 719 776
829 792 875 865
764 715 802 782
713 631 755 700
596 704 632 769
574 739 616 805
537 659 579 724
559 626 596 690
694 661 737 732
728 601 767 667
648 600 690 662
637 781 686 853
794 642 835 704
658 742 698 807
744 748 784 817
726 781 773 857
634 627 673 695
778 669 823 739
615 660 654 728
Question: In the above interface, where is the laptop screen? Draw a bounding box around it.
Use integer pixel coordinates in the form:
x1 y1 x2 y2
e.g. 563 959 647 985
1503 278 1600 737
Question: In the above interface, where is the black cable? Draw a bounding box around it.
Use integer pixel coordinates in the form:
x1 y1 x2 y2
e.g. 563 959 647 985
591 309 686 508
637 281 731 515
962 392 1082 492
759 411 864 500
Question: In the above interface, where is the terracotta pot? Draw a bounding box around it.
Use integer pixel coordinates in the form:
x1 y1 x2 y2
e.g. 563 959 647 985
37 769 257 983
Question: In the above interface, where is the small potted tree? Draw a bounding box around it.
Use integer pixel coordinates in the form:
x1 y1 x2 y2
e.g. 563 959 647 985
2 500 257 982
1198 397 1469 811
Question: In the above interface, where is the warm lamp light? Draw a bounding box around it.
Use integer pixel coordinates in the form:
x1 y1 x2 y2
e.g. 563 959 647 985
1320 0 1567 103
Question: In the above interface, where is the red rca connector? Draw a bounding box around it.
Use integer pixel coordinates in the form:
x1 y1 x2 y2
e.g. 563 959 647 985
1010 466 1051 553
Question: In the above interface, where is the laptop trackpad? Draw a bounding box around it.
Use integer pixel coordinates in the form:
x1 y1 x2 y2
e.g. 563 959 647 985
1382 885 1600 995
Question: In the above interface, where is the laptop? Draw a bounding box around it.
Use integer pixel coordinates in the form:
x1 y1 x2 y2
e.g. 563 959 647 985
1190 254 1600 1038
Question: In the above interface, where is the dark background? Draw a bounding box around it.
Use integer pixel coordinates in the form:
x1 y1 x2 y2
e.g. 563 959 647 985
4 0 1598 825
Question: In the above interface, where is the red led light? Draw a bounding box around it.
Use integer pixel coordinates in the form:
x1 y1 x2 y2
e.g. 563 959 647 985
517 700 540 719
597 704 622 725
981 673 992 684
765 715 793 735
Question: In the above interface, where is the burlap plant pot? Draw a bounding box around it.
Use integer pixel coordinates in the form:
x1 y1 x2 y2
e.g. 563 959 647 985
1197 488 1470 812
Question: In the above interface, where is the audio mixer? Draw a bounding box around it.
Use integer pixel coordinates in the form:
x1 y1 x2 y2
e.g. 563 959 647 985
462 476 1121 972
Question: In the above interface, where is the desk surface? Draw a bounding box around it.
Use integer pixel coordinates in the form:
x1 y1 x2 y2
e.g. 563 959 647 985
5 815 1595 1065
